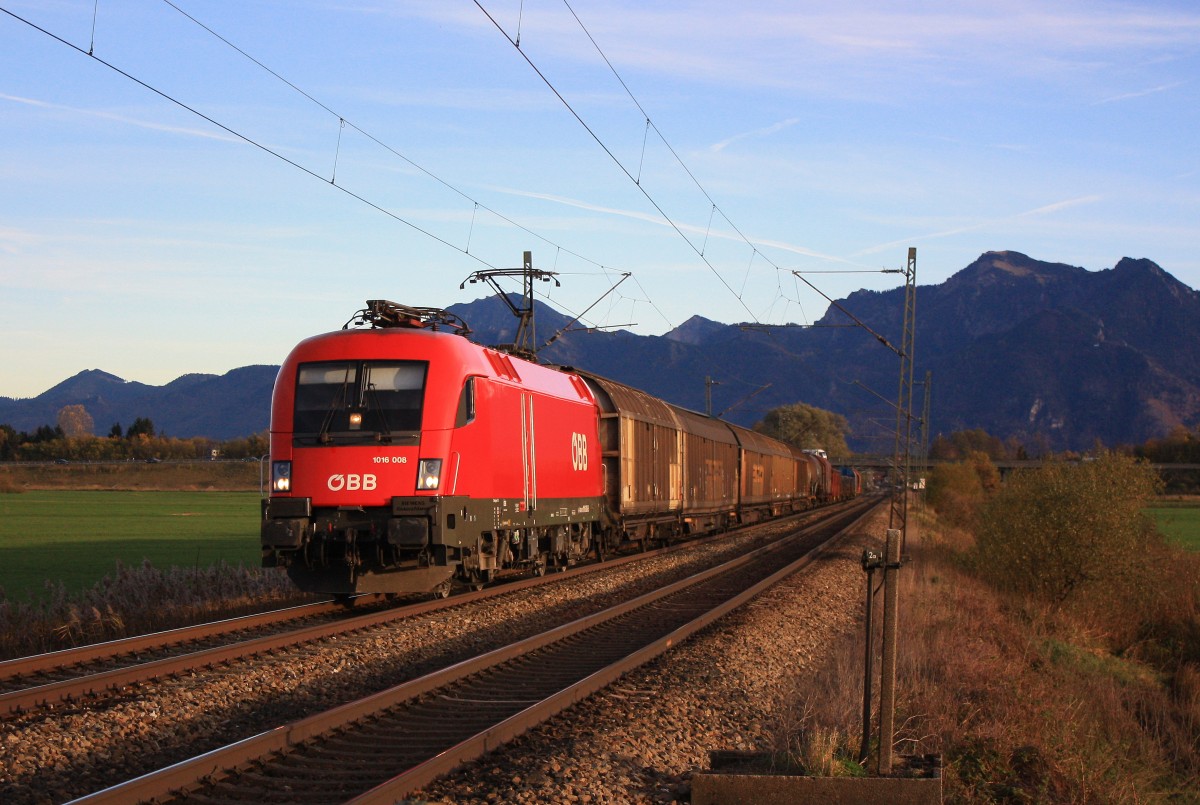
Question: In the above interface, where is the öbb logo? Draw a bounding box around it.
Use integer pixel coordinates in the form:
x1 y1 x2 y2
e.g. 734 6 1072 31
327 474 377 492
571 432 588 471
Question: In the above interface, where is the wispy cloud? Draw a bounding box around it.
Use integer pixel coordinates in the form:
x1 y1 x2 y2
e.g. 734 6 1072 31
856 195 1104 255
487 183 867 268
0 226 43 256
710 118 801 153
416 2 1200 99
1018 196 1103 217
1094 80 1187 104
0 93 240 143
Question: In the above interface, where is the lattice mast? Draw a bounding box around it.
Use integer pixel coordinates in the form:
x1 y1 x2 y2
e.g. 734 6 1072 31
889 247 918 540
879 246 917 775
460 251 559 360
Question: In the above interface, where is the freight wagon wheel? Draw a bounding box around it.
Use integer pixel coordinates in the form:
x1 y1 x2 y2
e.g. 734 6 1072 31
468 570 487 591
431 580 452 600
532 555 548 577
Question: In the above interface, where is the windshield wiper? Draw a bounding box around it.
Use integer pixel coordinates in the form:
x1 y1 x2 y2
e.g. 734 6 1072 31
363 367 393 444
317 366 354 444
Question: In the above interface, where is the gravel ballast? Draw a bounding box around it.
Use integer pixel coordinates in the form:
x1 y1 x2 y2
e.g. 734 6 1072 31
412 508 883 804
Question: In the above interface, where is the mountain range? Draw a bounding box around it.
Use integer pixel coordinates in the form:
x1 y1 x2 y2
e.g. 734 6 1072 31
3 251 1198 452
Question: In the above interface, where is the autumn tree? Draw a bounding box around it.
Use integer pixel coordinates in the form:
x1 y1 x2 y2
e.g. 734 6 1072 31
56 405 94 438
929 428 1009 461
217 431 269 459
0 423 15 461
126 417 156 440
926 451 999 528
1139 425 1200 463
753 403 850 459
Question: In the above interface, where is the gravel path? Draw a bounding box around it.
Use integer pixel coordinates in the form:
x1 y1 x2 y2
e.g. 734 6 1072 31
0 509 871 805
412 508 882 804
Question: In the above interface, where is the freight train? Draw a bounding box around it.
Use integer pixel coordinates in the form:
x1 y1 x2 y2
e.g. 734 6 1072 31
260 301 856 597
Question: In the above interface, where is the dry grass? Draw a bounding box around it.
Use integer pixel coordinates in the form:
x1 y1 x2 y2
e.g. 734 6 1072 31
0 560 311 660
769 506 1200 802
0 461 260 492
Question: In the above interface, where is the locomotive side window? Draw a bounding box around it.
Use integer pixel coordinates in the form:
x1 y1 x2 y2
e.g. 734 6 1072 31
293 360 426 445
454 376 476 427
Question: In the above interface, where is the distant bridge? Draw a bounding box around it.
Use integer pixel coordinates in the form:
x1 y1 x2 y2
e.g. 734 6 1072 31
841 456 1200 477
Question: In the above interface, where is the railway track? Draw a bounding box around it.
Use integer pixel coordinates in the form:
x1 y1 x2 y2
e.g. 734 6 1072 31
0 504 840 719
65 498 876 805
0 599 356 711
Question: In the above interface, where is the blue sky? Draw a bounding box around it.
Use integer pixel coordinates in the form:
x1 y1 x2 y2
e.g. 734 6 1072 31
2 0 1198 399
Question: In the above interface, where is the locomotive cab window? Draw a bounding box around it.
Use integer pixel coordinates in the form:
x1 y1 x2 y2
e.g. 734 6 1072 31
293 360 426 445
454 376 476 428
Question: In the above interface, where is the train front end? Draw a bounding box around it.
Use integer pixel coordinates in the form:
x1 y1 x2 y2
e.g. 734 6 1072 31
260 305 479 596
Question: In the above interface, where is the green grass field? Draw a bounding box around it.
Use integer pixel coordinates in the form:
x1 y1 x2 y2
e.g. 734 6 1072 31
1 487 1194 602
1147 502 1200 552
0 490 262 601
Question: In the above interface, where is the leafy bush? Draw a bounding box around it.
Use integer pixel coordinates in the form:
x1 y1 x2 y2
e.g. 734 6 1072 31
972 453 1163 608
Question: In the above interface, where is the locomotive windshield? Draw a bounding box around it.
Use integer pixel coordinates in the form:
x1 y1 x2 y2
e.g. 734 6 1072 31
292 360 427 445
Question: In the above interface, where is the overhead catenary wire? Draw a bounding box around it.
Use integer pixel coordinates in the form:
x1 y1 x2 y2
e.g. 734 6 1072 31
154 0 618 283
3 1 652 334
159 0 689 335
473 0 762 326
155 0 699 334
20 0 889 341
0 4 495 269
479 0 911 362
556 0 873 317
552 0 910 331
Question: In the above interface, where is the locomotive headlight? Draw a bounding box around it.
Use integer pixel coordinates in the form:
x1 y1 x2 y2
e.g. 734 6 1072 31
271 461 292 493
348 411 363 430
417 458 442 491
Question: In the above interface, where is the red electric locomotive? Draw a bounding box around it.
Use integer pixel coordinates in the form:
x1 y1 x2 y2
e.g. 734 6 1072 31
261 301 605 597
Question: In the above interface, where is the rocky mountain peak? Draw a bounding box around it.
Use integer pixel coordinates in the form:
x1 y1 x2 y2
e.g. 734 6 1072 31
664 315 727 345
